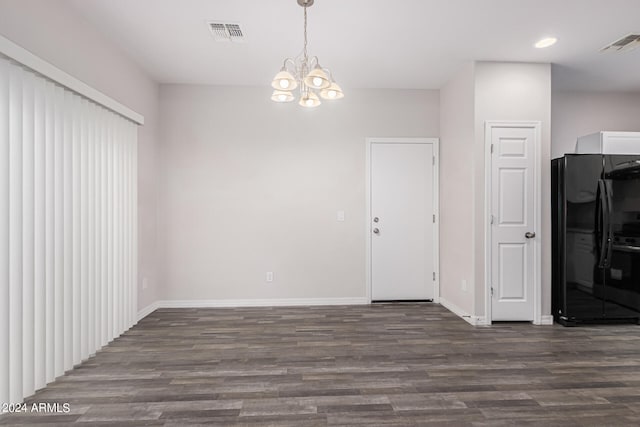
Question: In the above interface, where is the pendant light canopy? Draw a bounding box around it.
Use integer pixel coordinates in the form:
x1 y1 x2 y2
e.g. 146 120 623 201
270 0 343 107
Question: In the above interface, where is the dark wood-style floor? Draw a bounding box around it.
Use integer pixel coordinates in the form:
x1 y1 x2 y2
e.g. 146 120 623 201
3 304 640 426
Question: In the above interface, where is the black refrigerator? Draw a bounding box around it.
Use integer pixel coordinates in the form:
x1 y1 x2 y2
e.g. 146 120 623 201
552 154 640 326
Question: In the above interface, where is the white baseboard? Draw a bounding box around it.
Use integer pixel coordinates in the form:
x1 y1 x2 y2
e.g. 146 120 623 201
159 297 369 308
439 297 486 326
474 316 490 326
438 296 468 318
535 315 554 325
137 301 160 321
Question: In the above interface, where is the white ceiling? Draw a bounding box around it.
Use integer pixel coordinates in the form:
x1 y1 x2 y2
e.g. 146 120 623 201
69 0 640 91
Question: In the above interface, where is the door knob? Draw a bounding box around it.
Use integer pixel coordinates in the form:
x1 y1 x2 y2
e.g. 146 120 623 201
525 232 536 239
373 217 379 223
373 228 380 234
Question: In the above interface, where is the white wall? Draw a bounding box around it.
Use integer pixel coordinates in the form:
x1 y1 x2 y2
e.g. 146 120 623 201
158 85 439 302
439 62 475 315
0 0 160 310
474 62 552 318
552 91 640 158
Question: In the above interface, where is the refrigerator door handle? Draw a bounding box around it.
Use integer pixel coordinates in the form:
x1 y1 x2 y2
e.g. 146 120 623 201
604 180 614 268
597 179 610 268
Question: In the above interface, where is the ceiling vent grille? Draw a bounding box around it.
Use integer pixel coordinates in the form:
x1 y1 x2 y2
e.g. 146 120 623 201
207 22 246 43
601 33 640 52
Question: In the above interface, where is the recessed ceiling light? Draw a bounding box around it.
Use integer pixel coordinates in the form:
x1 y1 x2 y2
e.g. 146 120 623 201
535 37 557 48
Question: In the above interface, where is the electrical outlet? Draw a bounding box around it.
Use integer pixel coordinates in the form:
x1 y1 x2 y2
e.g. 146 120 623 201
461 279 467 292
337 210 345 222
266 272 274 282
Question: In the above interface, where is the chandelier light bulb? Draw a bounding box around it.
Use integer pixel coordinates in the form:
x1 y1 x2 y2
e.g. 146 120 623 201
271 70 297 91
304 66 331 89
270 90 294 103
299 91 321 108
320 82 344 100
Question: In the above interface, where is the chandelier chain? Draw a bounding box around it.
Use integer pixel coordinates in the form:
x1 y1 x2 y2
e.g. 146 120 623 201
303 6 308 66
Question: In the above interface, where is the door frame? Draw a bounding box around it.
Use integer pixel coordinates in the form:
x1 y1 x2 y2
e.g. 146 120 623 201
484 121 542 325
365 137 440 303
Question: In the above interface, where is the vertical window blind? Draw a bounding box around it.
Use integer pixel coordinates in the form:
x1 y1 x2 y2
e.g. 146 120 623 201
0 55 138 404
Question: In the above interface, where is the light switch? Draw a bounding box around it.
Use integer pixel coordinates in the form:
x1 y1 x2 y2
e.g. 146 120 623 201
337 210 345 222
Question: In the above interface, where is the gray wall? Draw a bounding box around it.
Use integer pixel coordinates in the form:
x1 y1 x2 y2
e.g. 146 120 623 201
0 0 161 310
552 91 640 158
439 62 475 315
6 0 632 318
158 85 439 302
438 61 552 321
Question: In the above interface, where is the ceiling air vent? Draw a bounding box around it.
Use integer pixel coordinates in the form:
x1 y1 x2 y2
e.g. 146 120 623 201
207 22 246 43
601 33 640 52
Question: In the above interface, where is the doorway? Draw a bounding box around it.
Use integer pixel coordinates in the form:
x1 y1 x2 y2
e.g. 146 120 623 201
485 122 541 323
366 138 439 302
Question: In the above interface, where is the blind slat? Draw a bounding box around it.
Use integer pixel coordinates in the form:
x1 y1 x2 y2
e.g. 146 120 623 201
44 79 55 384
53 84 64 379
9 62 24 404
63 89 73 373
33 75 46 391
0 52 11 407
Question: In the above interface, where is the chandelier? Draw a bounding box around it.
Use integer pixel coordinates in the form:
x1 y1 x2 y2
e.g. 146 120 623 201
270 0 344 107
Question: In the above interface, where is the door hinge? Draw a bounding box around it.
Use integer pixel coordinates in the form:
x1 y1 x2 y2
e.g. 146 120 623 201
433 272 436 281
491 287 494 297
432 155 435 165
491 144 494 153
433 214 436 223
490 215 494 225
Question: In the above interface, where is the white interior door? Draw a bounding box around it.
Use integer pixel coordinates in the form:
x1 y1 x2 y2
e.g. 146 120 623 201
370 140 436 301
489 124 538 321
